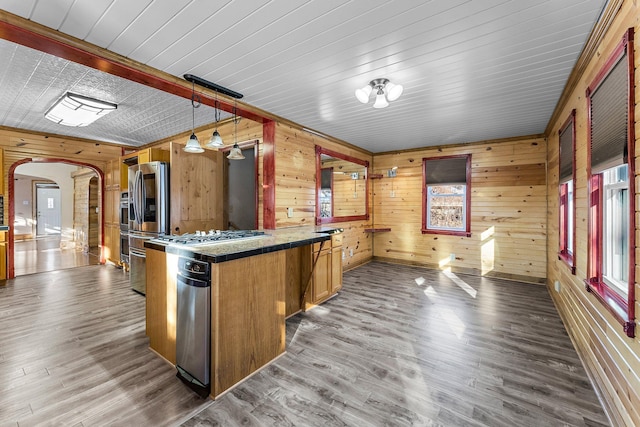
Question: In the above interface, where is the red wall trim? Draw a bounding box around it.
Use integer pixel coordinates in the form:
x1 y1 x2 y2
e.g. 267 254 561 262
624 28 635 333
584 28 635 337
314 145 370 225
7 158 106 279
421 154 472 237
254 142 260 229
262 121 276 229
558 109 576 274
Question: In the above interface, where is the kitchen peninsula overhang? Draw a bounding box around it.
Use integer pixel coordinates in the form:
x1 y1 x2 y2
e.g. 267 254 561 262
145 226 342 263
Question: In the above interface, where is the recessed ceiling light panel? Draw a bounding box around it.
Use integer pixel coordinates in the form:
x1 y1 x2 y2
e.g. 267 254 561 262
44 92 117 127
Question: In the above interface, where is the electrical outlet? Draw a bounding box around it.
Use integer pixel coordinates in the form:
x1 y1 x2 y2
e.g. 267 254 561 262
390 190 395 198
349 249 354 257
554 280 561 292
287 207 293 218
342 249 346 260
450 253 455 261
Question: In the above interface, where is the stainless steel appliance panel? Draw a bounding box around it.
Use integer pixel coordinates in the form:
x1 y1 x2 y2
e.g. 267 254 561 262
120 231 129 264
129 246 146 295
129 231 155 295
176 257 211 393
128 162 169 234
119 191 129 231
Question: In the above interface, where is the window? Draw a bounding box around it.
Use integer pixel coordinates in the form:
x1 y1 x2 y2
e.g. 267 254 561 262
586 28 635 338
422 155 471 236
558 110 576 273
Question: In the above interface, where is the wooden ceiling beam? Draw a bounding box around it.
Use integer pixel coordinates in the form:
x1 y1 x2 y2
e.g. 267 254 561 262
0 10 270 124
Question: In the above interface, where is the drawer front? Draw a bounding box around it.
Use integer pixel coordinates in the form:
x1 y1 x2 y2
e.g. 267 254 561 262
331 233 343 247
313 240 331 253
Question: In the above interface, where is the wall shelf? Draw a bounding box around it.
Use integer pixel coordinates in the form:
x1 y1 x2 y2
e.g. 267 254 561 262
364 228 391 233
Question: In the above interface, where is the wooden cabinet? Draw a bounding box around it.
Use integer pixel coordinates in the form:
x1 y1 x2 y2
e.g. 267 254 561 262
0 148 4 195
146 247 178 364
103 159 122 265
169 142 224 234
305 233 343 310
0 231 6 280
331 233 343 293
119 148 170 190
145 247 285 398
311 243 331 302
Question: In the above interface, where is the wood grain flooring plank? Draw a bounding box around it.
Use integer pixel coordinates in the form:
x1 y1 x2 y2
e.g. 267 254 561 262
0 261 609 427
185 262 609 427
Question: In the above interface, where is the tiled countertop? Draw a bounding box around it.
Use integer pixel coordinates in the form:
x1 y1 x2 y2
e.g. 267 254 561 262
145 226 343 263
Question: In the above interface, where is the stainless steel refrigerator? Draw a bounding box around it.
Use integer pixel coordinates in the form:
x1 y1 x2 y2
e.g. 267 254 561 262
128 161 169 295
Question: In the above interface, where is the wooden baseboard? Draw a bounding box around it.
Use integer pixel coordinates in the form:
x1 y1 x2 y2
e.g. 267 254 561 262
343 257 370 272
371 256 546 285
547 291 617 427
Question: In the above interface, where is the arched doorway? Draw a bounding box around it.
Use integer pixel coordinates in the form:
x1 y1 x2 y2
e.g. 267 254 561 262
8 158 105 279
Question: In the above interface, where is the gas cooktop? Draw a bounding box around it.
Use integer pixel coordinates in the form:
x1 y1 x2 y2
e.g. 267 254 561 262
155 230 266 246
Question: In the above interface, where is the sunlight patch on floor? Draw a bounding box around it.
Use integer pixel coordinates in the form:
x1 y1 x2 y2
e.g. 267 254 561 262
424 285 466 339
442 268 477 298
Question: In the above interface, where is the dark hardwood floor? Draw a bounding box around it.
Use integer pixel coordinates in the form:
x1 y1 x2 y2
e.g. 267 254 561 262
0 261 608 426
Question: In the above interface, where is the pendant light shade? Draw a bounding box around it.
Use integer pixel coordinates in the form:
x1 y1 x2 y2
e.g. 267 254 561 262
184 133 204 153
227 143 245 160
206 129 223 147
183 83 204 153
227 104 244 160
205 99 224 148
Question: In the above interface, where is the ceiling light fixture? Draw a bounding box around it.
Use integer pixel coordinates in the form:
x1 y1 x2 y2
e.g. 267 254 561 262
183 83 204 153
44 92 117 127
355 78 403 108
184 74 244 99
205 94 224 148
227 104 245 160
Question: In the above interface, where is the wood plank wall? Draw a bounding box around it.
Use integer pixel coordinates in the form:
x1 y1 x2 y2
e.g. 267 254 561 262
71 169 99 251
0 126 122 197
372 137 547 283
546 1 640 426
274 122 373 270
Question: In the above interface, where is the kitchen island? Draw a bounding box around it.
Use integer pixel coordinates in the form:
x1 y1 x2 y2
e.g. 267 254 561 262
144 226 342 399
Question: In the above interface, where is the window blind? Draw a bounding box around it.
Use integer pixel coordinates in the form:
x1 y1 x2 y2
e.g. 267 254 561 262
425 157 467 185
590 54 628 174
559 121 574 182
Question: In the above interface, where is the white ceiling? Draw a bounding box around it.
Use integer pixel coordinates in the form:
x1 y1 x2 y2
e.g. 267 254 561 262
0 0 608 153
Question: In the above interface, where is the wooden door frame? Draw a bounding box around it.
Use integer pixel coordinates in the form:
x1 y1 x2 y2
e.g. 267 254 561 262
8 158 105 279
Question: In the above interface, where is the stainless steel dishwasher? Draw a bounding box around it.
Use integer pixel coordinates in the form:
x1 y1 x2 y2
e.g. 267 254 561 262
176 256 211 397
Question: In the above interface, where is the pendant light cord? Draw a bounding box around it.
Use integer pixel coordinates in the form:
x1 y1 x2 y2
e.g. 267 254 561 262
191 82 201 132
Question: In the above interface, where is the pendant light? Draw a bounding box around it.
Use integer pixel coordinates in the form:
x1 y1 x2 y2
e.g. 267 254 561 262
183 83 204 153
205 93 224 148
227 104 245 160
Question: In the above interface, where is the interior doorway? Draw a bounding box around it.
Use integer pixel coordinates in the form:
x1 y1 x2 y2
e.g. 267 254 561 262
225 144 258 230
8 158 105 279
35 183 61 236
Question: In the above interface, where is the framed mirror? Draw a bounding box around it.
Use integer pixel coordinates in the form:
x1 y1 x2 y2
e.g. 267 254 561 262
315 145 369 224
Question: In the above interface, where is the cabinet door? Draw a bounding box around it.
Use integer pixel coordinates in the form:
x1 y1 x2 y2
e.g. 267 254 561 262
103 223 120 264
331 246 342 293
137 149 151 164
0 240 6 280
312 249 331 302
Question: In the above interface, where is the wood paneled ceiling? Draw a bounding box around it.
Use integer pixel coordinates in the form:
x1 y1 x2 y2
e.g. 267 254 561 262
0 0 609 153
